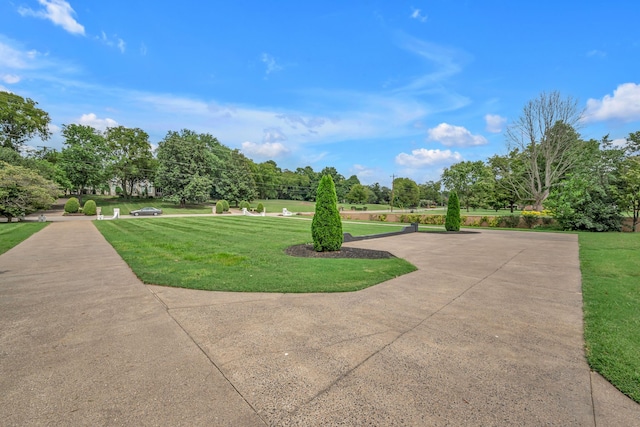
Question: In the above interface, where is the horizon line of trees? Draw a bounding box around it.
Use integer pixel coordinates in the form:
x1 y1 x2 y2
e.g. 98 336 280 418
2 90 639 231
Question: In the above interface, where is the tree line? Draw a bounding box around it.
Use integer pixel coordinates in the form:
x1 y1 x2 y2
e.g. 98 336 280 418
1 90 639 231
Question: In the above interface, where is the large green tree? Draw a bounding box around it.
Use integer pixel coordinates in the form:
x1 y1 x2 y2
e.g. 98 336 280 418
0 162 59 222
60 124 108 204
441 160 492 211
0 91 51 151
214 149 257 206
156 129 217 207
252 160 281 199
487 152 527 212
105 126 153 199
345 184 369 204
392 177 420 208
506 91 583 210
311 175 343 252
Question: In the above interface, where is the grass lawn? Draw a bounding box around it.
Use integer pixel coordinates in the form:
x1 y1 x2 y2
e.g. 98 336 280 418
94 216 416 293
0 222 49 255
579 232 640 403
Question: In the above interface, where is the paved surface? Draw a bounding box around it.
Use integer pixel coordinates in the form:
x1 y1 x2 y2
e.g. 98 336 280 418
1 219 639 426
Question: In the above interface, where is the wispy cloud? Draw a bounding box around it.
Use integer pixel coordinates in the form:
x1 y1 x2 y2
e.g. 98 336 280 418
484 114 506 133
261 53 283 75
97 31 126 53
427 123 488 147
586 49 606 58
1 74 21 84
410 8 428 23
18 0 85 36
584 83 640 123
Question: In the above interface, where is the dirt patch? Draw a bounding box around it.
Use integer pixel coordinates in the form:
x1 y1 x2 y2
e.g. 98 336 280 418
285 244 395 259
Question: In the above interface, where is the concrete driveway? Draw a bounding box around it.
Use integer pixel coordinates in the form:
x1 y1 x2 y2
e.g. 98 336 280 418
1 220 638 426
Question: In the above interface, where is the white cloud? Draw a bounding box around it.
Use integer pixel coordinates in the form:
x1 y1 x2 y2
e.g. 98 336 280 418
117 39 126 54
18 0 85 36
261 53 283 75
241 141 290 158
410 8 428 23
484 114 506 133
140 43 148 56
584 83 640 123
427 123 487 147
611 138 627 148
1 74 21 84
0 39 40 70
395 148 462 167
77 113 118 130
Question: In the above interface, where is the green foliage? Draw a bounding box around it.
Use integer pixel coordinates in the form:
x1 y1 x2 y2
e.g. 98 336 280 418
345 184 369 204
616 156 640 232
0 162 59 221
213 149 257 206
222 199 230 212
156 129 216 207
442 160 493 211
105 126 154 199
60 124 108 204
64 197 80 213
0 91 51 151
545 173 621 232
445 191 461 231
392 177 420 208
239 200 250 209
311 175 343 251
256 202 264 213
83 199 97 216
215 200 224 214
501 215 521 228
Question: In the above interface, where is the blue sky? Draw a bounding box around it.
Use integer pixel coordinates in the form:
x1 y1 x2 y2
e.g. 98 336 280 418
1 1 639 186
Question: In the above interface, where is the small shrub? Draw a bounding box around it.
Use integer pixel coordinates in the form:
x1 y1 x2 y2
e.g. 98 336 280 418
215 200 224 214
239 201 250 210
488 217 500 227
256 202 264 213
522 211 540 228
480 216 489 226
221 200 230 212
83 199 97 216
445 191 461 231
64 197 80 213
503 215 521 228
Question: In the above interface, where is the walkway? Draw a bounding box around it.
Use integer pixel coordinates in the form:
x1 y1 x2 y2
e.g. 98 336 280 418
1 220 638 426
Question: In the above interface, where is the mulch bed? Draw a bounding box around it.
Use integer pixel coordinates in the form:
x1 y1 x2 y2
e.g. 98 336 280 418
285 244 396 259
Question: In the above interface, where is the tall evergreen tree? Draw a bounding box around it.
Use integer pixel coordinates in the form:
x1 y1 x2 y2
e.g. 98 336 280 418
445 191 461 231
311 175 343 252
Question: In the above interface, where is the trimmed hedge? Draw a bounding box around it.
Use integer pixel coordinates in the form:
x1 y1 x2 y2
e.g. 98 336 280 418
215 200 224 214
64 197 80 213
83 199 97 216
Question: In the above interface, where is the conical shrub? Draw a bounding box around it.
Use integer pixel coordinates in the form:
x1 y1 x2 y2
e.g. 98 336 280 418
311 175 343 252
445 191 461 231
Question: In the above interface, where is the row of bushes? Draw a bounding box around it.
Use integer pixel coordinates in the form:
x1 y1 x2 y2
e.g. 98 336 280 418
367 212 555 229
63 197 97 216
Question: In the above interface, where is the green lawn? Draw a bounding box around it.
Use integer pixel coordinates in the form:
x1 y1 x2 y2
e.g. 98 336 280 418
579 232 640 403
94 216 416 293
0 222 49 255
89 196 212 216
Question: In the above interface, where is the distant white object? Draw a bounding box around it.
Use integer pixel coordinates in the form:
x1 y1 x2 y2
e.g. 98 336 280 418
113 208 120 219
38 214 46 222
243 207 267 217
282 208 292 216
